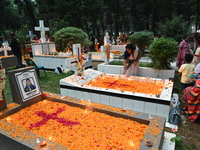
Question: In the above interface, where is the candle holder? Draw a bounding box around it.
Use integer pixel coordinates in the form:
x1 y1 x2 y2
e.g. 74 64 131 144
146 141 153 147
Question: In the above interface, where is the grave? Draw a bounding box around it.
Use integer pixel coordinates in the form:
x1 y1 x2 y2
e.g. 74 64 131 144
0 67 166 150
60 69 174 119
32 43 92 71
98 59 175 79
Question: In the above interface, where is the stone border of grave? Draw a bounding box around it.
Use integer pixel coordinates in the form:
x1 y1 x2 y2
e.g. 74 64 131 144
98 59 175 79
0 92 165 150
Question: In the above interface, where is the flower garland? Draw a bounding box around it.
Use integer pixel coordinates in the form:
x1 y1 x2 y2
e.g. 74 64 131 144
2 100 148 150
76 55 85 76
0 60 6 103
85 76 164 95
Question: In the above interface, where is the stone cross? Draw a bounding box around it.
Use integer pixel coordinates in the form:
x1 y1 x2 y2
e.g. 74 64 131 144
34 20 49 43
0 45 11 56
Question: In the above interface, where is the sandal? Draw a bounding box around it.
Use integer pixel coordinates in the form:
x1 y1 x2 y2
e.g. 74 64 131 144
181 110 190 116
181 107 188 111
189 119 196 124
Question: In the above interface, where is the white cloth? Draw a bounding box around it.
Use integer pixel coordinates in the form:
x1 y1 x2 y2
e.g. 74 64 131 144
195 63 200 73
192 47 200 66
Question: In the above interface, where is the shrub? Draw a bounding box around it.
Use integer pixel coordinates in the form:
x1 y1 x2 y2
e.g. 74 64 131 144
148 37 178 69
53 27 92 52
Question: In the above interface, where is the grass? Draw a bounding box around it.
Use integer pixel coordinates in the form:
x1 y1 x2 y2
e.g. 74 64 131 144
3 67 200 150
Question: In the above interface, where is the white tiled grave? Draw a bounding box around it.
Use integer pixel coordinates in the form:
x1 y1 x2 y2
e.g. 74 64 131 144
88 52 114 61
98 60 175 79
33 53 92 70
60 69 174 119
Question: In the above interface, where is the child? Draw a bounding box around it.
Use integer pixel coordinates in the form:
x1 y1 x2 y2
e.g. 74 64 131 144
178 54 195 91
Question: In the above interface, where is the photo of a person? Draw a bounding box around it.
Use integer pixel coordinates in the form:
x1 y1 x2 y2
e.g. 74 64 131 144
24 78 36 92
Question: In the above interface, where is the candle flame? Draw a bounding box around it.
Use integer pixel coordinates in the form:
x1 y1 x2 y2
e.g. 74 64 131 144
49 136 52 141
6 117 11 122
130 141 135 146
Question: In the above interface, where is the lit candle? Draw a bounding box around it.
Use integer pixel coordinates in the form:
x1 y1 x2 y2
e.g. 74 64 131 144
85 109 88 113
88 100 91 104
40 140 46 147
6 117 11 122
130 141 135 147
49 136 52 141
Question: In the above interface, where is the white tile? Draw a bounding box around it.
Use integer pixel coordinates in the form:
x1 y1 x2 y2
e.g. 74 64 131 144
132 100 144 113
75 91 83 99
68 89 75 98
60 88 68 96
156 104 170 119
138 67 148 77
100 95 110 105
91 93 100 103
110 96 123 108
122 98 133 110
154 69 163 79
147 68 155 78
144 102 156 115
82 91 91 101
162 132 176 150
163 70 175 79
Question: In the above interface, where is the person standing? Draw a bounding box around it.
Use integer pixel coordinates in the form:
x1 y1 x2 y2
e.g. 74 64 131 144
123 43 140 76
10 32 22 66
89 34 95 51
192 40 200 66
177 35 191 69
178 54 195 91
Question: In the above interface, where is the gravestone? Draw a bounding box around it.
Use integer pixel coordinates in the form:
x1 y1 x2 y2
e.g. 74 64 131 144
34 20 49 43
104 32 109 46
8 66 43 105
0 46 11 56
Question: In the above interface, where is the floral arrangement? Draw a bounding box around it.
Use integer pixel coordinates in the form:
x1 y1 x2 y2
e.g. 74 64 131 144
75 55 85 76
0 60 6 103
85 76 164 95
2 100 148 150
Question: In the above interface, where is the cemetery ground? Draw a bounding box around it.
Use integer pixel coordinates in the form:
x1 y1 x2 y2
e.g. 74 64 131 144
3 62 200 150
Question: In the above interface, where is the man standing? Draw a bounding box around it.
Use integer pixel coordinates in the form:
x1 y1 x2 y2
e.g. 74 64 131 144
10 32 22 66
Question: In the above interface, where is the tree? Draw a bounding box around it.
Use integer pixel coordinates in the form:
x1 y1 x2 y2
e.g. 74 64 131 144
156 15 189 42
53 27 92 52
128 30 154 53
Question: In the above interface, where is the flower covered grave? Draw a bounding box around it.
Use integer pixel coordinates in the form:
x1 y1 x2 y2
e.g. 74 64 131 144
0 92 165 150
60 69 174 119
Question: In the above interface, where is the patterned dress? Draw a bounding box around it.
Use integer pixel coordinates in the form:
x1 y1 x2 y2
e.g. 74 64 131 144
182 80 200 122
177 40 190 69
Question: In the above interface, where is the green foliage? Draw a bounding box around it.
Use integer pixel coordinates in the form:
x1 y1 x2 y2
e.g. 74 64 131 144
156 15 190 42
148 37 178 69
53 27 92 52
109 61 124 66
128 30 154 52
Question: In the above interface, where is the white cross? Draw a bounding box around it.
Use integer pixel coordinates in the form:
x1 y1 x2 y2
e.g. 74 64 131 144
34 20 49 43
0 44 11 56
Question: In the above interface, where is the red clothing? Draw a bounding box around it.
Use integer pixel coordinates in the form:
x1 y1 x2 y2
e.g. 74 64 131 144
182 80 200 122
177 40 190 69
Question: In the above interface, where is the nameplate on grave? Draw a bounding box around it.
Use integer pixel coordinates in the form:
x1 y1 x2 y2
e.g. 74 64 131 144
0 56 18 68
8 66 43 105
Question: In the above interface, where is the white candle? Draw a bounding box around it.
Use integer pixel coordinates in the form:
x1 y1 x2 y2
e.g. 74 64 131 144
88 100 91 104
86 109 88 113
